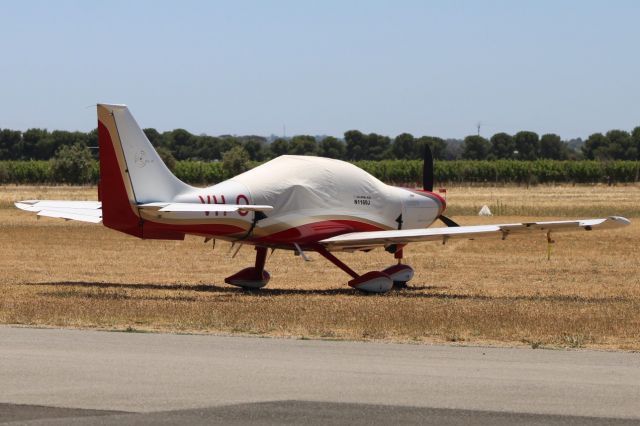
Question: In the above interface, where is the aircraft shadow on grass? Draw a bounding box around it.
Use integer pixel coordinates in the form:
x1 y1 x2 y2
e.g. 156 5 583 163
19 281 627 304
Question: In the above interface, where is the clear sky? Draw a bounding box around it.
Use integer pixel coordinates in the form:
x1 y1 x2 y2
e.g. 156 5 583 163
1 0 639 139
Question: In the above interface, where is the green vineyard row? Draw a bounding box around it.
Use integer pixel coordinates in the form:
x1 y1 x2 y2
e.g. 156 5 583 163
1 159 638 185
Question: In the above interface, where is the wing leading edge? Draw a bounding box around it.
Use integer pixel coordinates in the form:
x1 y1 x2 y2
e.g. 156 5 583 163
319 216 631 251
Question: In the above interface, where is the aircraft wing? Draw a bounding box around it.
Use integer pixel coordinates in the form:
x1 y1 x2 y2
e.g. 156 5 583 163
15 200 103 223
320 216 631 251
138 202 274 213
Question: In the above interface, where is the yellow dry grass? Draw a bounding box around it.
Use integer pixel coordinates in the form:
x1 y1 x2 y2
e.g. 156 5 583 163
445 184 640 217
1 185 639 350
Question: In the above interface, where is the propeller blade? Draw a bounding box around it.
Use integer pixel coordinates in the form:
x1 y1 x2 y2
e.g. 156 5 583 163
422 144 434 191
438 214 460 227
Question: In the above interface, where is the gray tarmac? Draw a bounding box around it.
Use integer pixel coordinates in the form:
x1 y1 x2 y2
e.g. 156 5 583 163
1 327 639 425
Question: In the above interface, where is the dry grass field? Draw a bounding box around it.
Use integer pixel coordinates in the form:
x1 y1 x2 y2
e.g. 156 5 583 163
1 184 639 350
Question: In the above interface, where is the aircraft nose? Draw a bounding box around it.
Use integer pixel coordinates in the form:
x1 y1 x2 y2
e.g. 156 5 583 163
414 189 446 216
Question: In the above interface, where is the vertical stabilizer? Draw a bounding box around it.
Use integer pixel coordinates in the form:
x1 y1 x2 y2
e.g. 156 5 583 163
97 103 192 236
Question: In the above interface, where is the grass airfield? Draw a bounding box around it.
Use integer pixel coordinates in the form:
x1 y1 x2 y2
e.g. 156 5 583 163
1 185 639 350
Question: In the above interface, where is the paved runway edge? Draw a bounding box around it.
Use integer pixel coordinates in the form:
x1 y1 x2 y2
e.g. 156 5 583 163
2 401 640 426
1 327 639 422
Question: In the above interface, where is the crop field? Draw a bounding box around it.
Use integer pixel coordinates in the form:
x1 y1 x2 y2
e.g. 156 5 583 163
1 184 639 350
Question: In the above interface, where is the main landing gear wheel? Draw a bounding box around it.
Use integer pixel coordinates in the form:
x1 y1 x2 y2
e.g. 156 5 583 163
381 264 415 289
225 267 270 289
348 271 393 293
225 246 270 290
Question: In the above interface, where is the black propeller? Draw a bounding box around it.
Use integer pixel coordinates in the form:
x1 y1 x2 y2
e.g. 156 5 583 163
422 144 459 228
422 144 434 192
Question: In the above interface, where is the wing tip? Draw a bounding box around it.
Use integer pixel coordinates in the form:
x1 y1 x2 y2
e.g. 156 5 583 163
608 216 631 227
15 201 35 211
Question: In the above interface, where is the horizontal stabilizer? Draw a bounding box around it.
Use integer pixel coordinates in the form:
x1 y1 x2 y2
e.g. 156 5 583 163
320 216 631 251
15 200 103 223
16 200 102 210
139 202 273 213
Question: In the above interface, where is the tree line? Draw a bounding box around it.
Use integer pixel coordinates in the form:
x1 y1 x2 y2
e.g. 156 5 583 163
462 129 640 161
1 125 639 163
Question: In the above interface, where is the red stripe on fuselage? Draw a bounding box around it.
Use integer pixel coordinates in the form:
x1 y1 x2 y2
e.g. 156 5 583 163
141 221 245 240
252 219 386 246
138 217 385 246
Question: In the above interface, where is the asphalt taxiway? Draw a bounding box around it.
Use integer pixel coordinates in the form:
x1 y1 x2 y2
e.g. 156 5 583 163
1 327 639 425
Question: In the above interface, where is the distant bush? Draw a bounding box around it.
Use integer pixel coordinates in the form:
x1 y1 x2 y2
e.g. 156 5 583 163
222 146 251 179
50 143 95 184
0 160 51 184
173 161 224 184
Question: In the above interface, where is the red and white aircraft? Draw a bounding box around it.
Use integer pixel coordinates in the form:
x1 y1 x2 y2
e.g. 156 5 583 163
16 104 631 293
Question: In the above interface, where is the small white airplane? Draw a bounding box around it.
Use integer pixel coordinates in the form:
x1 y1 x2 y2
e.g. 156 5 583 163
16 104 631 293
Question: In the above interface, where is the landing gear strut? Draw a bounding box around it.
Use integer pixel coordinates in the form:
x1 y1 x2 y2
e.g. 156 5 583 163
314 245 403 293
225 246 270 289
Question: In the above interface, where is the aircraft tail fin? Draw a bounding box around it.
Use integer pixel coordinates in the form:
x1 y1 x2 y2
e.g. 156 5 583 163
97 104 192 236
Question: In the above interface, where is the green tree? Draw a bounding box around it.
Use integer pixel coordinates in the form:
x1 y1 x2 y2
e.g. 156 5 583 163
242 137 267 161
192 135 221 161
269 138 290 157
582 130 636 160
366 133 391 160
50 143 94 184
344 130 367 160
632 126 640 160
605 130 636 160
319 136 345 159
513 131 540 160
217 136 241 157
539 133 568 160
490 132 515 159
0 129 23 160
443 139 464 160
462 135 491 160
392 133 415 159
156 146 177 171
222 145 251 178
143 128 163 147
86 128 99 159
166 129 196 160
289 135 318 155
22 128 49 160
582 133 609 160
417 136 447 160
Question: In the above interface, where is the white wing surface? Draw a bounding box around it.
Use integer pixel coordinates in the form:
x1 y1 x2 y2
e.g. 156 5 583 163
320 216 631 251
15 200 102 223
139 202 273 213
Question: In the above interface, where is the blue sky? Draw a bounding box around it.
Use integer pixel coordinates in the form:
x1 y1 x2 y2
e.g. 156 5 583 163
1 0 639 139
